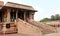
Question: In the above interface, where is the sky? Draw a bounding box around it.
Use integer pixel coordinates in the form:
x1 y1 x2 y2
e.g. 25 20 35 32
0 0 60 21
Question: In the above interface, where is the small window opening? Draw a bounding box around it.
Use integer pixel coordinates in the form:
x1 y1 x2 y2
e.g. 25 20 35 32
6 24 10 28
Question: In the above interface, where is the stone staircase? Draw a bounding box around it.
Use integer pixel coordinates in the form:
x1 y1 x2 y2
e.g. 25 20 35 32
16 19 42 36
0 22 17 34
0 23 3 34
29 20 57 34
0 19 57 36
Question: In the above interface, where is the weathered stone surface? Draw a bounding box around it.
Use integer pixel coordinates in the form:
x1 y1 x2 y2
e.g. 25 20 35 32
0 33 36 36
44 33 60 36
29 20 56 34
17 19 42 36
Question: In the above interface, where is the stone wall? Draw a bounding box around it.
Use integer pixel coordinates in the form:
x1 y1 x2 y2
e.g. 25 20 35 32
0 1 4 7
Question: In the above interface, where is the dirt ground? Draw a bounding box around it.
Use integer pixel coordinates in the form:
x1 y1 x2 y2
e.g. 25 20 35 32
0 33 34 36
44 33 60 36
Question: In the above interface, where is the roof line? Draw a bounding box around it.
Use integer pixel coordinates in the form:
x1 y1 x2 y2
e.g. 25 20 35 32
7 2 33 8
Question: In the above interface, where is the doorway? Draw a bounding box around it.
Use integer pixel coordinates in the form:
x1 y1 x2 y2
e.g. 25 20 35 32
18 12 24 20
26 12 30 18
0 11 2 22
10 11 16 22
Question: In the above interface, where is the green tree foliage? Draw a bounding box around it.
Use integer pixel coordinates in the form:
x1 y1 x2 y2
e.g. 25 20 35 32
55 14 60 20
40 18 51 22
40 14 60 22
51 15 55 21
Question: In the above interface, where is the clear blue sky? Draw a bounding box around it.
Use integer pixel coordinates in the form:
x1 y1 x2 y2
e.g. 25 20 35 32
0 0 60 21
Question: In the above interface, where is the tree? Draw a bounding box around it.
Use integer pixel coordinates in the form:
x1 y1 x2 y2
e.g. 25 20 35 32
40 18 51 22
51 15 55 21
51 14 60 20
55 14 60 20
40 14 60 22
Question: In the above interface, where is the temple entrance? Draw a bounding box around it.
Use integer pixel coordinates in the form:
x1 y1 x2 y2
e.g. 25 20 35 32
0 11 4 23
10 11 16 22
18 12 24 20
26 12 30 18
0 11 2 22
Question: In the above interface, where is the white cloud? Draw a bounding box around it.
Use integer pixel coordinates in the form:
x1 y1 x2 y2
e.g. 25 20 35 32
34 7 43 21
49 8 60 15
44 8 60 18
34 8 60 21
53 9 60 14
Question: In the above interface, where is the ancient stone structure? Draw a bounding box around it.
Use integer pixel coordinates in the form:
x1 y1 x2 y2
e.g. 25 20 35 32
0 1 37 34
0 1 58 36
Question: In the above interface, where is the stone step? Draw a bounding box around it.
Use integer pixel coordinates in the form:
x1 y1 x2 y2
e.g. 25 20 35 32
29 20 57 34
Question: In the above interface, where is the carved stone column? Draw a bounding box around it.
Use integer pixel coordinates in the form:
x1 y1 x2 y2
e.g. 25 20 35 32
16 9 18 19
6 8 11 22
24 12 26 21
29 12 35 20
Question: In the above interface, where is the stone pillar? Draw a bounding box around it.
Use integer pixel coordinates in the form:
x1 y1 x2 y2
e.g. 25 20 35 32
3 10 7 22
29 12 35 20
6 8 11 22
31 14 34 20
29 12 32 20
24 12 26 21
16 9 18 19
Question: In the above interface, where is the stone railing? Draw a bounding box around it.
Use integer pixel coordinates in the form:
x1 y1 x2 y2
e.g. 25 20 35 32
0 22 17 34
29 20 57 34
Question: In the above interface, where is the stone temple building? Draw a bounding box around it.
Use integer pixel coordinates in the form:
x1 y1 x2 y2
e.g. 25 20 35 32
0 1 59 36
0 1 39 34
